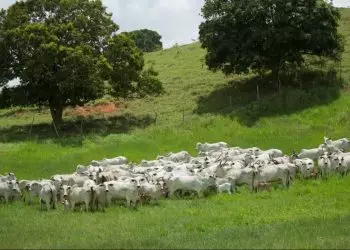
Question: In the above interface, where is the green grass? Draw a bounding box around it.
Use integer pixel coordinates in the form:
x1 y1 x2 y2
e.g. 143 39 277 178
0 8 350 250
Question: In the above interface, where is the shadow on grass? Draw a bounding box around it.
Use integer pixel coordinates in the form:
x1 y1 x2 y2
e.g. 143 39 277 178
0 113 154 146
195 68 344 126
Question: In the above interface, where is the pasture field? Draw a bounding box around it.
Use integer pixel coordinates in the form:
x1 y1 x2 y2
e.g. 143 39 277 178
0 8 350 250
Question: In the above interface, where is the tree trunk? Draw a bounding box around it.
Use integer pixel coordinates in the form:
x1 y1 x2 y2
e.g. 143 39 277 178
272 67 282 93
49 104 63 125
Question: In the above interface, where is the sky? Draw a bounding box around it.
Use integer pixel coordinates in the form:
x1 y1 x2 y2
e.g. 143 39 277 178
0 0 349 87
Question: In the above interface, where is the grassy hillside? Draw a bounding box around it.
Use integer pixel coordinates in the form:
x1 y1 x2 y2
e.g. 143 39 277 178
0 8 349 250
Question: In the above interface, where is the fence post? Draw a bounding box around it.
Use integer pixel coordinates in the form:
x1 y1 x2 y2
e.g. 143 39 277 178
256 84 260 101
229 96 233 109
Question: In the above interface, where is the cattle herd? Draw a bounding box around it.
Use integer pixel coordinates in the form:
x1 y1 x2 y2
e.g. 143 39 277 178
1 136 350 212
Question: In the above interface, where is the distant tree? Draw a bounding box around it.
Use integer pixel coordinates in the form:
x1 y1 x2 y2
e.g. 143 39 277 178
104 34 163 98
124 29 163 52
0 0 163 124
199 0 344 90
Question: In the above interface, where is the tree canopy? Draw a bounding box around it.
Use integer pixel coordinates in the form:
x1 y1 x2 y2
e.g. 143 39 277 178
0 0 163 124
199 0 344 87
123 29 163 52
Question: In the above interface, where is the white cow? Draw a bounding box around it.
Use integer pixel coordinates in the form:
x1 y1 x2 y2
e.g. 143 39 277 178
293 158 315 178
240 147 263 156
39 182 57 211
324 137 350 152
332 155 350 176
103 179 140 208
258 149 284 158
251 164 291 191
0 173 16 182
164 151 192 163
139 181 163 204
61 185 95 211
0 180 21 203
167 174 216 198
298 147 324 160
196 142 229 155
91 156 128 167
317 154 332 178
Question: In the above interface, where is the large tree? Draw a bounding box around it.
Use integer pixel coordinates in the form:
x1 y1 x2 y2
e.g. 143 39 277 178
123 29 163 52
199 0 344 89
0 0 162 124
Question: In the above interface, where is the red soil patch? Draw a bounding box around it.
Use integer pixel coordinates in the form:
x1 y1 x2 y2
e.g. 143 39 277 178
66 101 126 117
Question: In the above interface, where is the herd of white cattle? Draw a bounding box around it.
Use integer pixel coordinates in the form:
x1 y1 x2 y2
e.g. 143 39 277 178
1 136 350 212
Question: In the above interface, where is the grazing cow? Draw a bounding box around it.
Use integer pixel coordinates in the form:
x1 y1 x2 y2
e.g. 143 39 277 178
258 149 284 158
0 180 21 203
91 156 128 167
324 137 350 152
39 182 57 211
298 147 324 160
196 142 229 155
164 151 192 163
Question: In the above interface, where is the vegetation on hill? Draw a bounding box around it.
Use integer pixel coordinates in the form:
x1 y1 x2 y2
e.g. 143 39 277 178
123 29 163 52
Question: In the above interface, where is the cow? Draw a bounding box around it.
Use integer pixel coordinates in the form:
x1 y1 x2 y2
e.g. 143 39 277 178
0 173 16 182
317 154 332 178
103 179 140 208
258 149 284 158
196 142 229 155
91 156 128 167
167 174 216 198
251 164 290 192
324 137 350 152
298 147 324 160
39 182 57 211
0 180 21 203
60 184 95 211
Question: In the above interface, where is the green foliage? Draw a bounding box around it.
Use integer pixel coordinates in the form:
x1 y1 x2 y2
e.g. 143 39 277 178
105 34 163 99
123 29 163 52
199 0 344 79
0 0 162 123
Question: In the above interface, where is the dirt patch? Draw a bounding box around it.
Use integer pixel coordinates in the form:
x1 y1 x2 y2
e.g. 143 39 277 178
65 101 126 117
